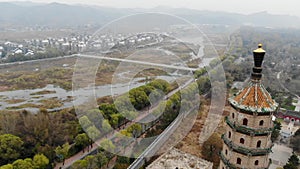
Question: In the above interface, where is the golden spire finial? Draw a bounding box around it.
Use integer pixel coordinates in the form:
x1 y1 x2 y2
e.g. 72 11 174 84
254 43 265 53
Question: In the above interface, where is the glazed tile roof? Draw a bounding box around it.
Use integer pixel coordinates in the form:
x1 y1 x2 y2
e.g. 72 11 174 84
229 82 278 113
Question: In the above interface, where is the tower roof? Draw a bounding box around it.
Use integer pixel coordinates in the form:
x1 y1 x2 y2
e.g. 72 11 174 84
229 82 278 113
229 44 278 113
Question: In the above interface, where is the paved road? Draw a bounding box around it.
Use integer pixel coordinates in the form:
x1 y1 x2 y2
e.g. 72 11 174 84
78 54 198 72
0 54 77 67
0 53 196 71
276 71 290 93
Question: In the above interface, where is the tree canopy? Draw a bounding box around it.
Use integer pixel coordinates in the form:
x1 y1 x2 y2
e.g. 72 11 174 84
0 134 24 165
290 128 300 153
201 133 223 169
283 154 299 169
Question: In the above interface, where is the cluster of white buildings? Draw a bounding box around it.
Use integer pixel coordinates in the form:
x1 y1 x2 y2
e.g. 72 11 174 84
0 32 165 59
88 33 163 52
0 42 35 57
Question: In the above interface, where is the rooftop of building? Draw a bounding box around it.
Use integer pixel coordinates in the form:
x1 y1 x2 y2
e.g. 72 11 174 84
229 82 278 113
277 110 300 119
146 148 213 169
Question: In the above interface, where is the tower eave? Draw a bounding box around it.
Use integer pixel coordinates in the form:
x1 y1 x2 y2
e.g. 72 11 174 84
229 97 278 113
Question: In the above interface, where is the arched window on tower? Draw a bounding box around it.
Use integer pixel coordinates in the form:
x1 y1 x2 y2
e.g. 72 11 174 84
243 118 248 126
225 149 228 155
232 113 235 119
228 131 231 138
240 138 245 144
255 160 259 166
257 140 262 148
259 120 264 126
237 158 242 165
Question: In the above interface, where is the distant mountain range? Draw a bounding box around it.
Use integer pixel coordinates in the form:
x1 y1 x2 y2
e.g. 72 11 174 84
1 2 300 28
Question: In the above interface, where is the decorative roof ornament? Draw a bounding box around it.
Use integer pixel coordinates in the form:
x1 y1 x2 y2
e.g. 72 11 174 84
253 44 265 53
251 44 266 82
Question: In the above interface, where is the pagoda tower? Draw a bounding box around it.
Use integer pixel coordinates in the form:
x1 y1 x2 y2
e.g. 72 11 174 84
219 44 278 169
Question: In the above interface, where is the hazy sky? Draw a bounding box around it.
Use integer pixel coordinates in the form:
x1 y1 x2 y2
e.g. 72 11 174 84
2 0 300 17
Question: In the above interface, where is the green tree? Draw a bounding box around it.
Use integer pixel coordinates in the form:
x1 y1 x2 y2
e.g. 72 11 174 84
36 144 55 164
129 89 149 110
288 154 299 166
55 143 71 165
100 139 115 152
102 119 112 134
169 92 180 105
0 134 24 164
283 154 299 169
75 133 89 150
197 76 211 94
194 68 207 78
283 163 297 169
148 79 170 93
79 116 92 130
99 103 118 119
109 114 125 129
86 126 101 140
12 158 33 169
127 124 142 138
201 133 223 169
32 154 49 169
0 164 13 169
290 135 300 153
72 159 88 169
84 155 96 169
117 156 130 164
139 85 154 95
123 111 138 120
114 95 134 112
271 120 282 142
118 130 132 137
94 151 108 168
87 109 102 128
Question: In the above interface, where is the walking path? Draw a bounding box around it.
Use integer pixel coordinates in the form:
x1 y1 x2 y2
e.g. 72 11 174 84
54 79 193 169
54 106 154 169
